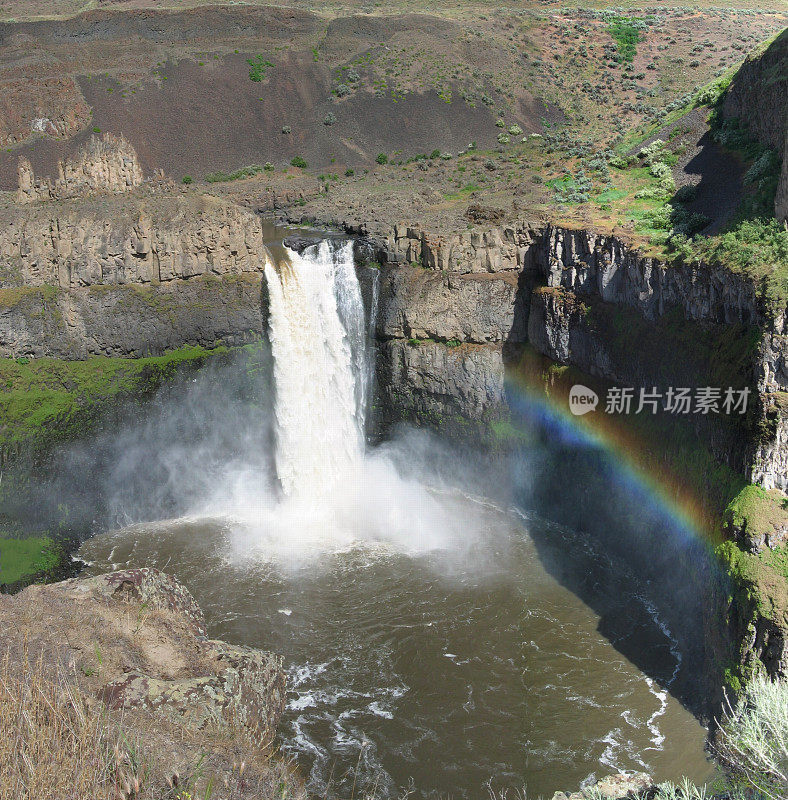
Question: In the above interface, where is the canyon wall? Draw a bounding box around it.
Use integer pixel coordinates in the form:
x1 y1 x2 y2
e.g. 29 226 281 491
378 221 780 450
722 28 788 225
0 190 268 358
375 218 788 686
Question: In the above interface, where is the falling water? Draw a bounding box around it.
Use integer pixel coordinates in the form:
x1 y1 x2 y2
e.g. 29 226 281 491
263 241 367 497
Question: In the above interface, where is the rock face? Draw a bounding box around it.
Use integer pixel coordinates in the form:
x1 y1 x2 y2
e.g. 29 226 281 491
0 191 270 358
0 568 287 745
0 73 91 149
377 339 506 429
1 193 266 288
377 266 527 344
722 28 788 224
386 221 541 273
16 133 144 204
0 276 264 359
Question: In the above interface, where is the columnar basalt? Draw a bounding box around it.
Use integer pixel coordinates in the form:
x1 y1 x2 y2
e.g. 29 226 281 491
0 193 266 288
16 133 143 204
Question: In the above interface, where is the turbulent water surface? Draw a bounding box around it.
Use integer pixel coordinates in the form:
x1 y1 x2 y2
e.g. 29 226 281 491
80 503 712 798
78 237 712 798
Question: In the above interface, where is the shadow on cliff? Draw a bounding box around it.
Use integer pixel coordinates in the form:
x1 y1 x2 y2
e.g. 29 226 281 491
674 130 745 236
499 407 726 723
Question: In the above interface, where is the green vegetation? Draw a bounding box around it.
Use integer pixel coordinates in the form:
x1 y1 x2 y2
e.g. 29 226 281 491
376 153 388 165
607 16 647 63
0 536 57 586
664 115 788 310
715 674 788 799
290 156 308 169
719 539 788 626
181 175 192 184
204 164 266 183
0 345 226 453
246 55 274 82
724 485 788 552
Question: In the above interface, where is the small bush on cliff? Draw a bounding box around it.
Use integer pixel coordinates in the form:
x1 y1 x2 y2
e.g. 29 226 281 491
290 156 308 169
247 55 274 82
715 674 788 799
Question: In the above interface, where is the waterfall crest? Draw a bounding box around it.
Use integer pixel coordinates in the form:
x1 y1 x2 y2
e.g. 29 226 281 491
264 241 366 497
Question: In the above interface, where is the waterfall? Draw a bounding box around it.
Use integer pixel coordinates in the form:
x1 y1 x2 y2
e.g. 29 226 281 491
264 240 367 497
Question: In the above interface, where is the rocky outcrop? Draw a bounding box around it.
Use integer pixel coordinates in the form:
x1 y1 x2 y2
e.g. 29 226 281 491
0 193 266 288
0 73 91 148
387 222 762 326
377 339 506 429
16 133 143 204
722 28 788 225
540 226 761 326
551 772 653 800
0 568 287 745
386 221 541 273
0 276 264 359
751 395 788 492
377 266 527 344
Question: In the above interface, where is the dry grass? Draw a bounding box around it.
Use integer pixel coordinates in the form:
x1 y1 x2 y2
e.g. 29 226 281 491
0 646 304 800
0 648 143 800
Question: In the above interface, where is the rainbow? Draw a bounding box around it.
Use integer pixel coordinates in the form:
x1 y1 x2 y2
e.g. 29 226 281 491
503 365 725 555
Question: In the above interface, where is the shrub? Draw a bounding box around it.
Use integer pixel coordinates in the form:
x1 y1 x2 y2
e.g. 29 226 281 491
639 139 667 165
439 152 453 160
290 156 308 168
495 119 505 128
205 164 266 183
376 153 388 165
345 168 354 177
674 184 697 204
323 112 336 126
264 162 274 171
247 55 274 82
744 150 781 186
497 133 510 144
508 124 523 135
181 175 193 184
608 16 646 63
281 125 291 134
650 161 676 192
335 83 350 97
430 149 441 159
715 675 788 798
346 68 360 83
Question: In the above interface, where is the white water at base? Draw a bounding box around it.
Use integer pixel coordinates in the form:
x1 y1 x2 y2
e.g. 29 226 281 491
264 241 365 497
202 243 481 567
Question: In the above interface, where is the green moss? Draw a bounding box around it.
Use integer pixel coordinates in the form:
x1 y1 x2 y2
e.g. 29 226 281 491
0 285 59 309
725 485 788 546
0 536 58 586
718 538 788 625
0 345 227 453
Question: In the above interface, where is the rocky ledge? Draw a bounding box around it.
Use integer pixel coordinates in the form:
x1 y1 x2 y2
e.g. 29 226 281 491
0 567 286 747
